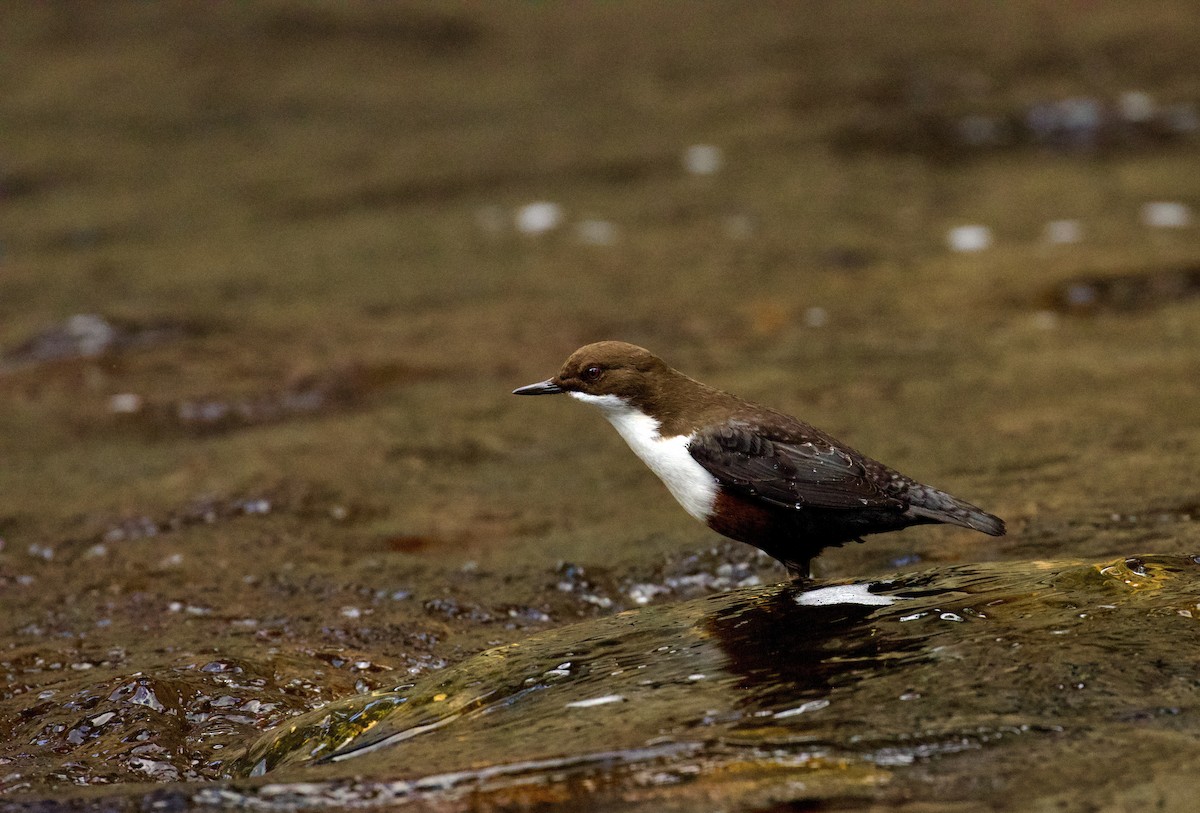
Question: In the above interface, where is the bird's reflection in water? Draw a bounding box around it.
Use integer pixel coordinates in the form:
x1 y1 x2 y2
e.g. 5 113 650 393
705 581 927 717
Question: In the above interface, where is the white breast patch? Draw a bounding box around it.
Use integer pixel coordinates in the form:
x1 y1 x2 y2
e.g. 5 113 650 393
568 392 719 522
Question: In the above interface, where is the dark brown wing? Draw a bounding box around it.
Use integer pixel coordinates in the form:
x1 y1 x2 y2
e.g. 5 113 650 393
688 419 906 512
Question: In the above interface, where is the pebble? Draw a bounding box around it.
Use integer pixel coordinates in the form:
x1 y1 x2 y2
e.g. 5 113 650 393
108 393 144 414
64 314 117 357
1140 201 1191 229
27 544 54 561
946 225 992 253
514 202 563 235
1117 91 1155 123
683 144 723 175
241 499 271 515
627 583 670 605
1044 220 1083 245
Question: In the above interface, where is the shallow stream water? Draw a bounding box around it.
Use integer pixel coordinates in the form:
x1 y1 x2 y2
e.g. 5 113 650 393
9 554 1200 810
222 554 1200 810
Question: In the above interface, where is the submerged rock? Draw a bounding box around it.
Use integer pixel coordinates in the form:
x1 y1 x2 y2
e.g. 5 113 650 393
1046 265 1200 314
226 555 1200 808
0 314 190 373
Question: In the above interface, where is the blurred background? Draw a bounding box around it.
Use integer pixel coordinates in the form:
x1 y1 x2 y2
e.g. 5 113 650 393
1 0 1199 804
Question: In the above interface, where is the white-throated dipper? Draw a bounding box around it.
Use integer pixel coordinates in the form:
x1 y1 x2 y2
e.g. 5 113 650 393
514 341 1004 578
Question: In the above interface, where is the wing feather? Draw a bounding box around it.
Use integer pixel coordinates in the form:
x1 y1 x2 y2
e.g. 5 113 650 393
688 419 906 512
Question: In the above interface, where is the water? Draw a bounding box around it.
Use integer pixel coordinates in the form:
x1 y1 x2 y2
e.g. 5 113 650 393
210 555 1200 809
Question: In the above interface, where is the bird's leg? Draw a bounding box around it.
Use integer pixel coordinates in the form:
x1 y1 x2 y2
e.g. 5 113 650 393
786 559 812 581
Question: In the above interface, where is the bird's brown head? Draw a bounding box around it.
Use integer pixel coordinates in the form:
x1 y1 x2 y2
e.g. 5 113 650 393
514 341 741 434
512 341 671 405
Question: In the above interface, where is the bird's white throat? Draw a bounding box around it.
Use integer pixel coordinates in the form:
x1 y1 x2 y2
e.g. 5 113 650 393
568 392 718 522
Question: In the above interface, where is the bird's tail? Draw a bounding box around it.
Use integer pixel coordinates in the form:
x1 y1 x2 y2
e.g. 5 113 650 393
906 485 1006 537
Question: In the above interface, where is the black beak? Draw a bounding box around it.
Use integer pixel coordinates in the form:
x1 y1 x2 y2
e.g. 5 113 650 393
512 378 564 396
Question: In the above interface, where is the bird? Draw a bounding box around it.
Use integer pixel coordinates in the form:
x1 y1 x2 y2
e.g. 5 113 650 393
513 341 1004 579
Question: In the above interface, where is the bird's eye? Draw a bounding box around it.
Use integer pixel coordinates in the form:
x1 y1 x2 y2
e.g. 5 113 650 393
581 365 603 383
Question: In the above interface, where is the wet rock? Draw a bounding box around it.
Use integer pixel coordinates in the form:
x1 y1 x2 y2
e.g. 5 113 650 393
545 545 779 618
422 596 493 624
551 561 619 612
1140 201 1192 228
92 494 275 545
0 315 191 374
232 554 1200 811
619 542 780 606
1045 264 1200 314
514 202 563 236
54 484 380 561
946 224 993 253
830 89 1200 161
106 393 143 414
119 362 427 436
682 144 723 175
0 661 314 789
1105 500 1198 528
